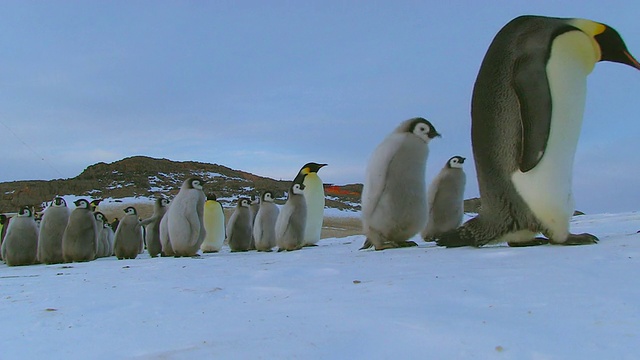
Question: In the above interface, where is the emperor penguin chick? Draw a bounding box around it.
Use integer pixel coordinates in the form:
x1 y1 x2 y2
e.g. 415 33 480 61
2 207 38 266
101 218 115 256
114 207 143 260
293 162 327 246
227 198 253 252
0 214 7 253
37 197 70 264
422 156 466 241
248 195 260 250
139 197 169 257
276 182 307 252
62 199 98 262
253 190 280 252
161 177 206 257
360 117 440 250
200 193 225 253
436 16 640 248
93 212 112 258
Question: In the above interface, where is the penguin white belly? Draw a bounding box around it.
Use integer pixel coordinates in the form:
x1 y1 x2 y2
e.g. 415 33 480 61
512 31 597 241
303 175 325 245
201 201 225 252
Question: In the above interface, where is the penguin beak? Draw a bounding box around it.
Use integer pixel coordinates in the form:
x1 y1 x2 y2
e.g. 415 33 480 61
623 50 640 70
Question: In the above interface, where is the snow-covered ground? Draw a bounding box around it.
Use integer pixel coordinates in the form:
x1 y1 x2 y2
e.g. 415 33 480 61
1 212 639 359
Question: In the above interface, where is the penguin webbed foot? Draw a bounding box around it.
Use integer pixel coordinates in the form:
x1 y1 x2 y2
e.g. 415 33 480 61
359 239 374 250
436 229 475 248
551 233 599 245
374 240 417 251
395 241 418 248
508 237 550 247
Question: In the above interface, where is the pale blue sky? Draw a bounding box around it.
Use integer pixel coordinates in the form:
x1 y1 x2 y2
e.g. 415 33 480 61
1 1 639 213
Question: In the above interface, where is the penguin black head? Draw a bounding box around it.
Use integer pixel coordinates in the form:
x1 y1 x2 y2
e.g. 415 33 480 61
53 197 67 207
206 192 217 201
185 177 205 190
293 162 327 184
18 206 32 217
94 211 106 222
566 19 640 70
90 199 102 211
408 118 441 142
261 190 276 203
291 182 306 195
238 198 251 208
593 25 640 70
123 206 137 215
250 195 260 205
0 214 6 224
157 197 170 207
447 156 466 169
299 163 327 175
74 199 90 209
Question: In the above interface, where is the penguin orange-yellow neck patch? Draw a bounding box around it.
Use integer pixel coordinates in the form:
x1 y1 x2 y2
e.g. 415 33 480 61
569 19 605 36
568 18 605 64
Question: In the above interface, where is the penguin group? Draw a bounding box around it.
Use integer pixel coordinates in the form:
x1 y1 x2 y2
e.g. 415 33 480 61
0 162 329 266
2 15 639 266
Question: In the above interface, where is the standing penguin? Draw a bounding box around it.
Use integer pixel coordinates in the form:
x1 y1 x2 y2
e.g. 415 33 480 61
227 198 253 252
422 156 467 242
276 182 307 252
293 162 327 247
253 190 280 252
200 193 226 253
437 16 640 248
114 206 143 260
360 117 440 250
37 197 70 264
93 212 110 258
248 195 260 250
160 177 206 257
1 207 38 266
0 214 6 260
139 197 169 257
101 217 115 256
62 199 98 262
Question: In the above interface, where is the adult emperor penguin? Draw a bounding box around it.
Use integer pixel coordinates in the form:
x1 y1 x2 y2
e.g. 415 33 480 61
139 197 170 257
62 199 98 262
437 15 640 248
421 156 466 242
293 162 327 247
160 177 206 257
200 192 225 253
253 190 280 252
1 207 38 266
276 182 307 251
37 197 70 264
227 198 253 252
114 206 143 259
360 117 440 250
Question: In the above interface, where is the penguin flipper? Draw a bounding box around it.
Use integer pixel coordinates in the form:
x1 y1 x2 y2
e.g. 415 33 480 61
513 51 552 172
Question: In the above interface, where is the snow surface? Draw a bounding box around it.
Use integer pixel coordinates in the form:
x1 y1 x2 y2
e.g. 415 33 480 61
2 212 640 359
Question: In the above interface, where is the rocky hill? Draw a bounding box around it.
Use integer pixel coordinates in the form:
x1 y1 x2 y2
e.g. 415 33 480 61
0 156 363 214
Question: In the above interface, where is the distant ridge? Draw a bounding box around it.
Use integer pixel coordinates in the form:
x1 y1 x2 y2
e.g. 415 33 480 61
0 156 363 212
